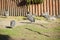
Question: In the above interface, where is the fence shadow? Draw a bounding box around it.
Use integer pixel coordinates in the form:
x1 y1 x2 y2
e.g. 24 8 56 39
25 28 50 37
0 16 6 18
20 21 31 24
34 23 47 29
0 34 12 40
20 21 47 29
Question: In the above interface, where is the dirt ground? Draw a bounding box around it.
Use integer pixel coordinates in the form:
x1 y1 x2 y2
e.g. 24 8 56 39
0 17 60 40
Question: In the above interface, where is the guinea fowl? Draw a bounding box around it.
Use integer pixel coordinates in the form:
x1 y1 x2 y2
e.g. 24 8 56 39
27 12 35 22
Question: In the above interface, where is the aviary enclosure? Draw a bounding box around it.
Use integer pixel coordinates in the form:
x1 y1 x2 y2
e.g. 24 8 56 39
0 0 60 16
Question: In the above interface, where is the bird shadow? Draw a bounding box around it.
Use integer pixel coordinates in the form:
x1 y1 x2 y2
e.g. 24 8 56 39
25 28 50 37
6 26 12 28
0 34 12 40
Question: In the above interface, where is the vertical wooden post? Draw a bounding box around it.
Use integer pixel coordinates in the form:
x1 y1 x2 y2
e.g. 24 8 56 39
55 0 58 16
58 0 60 15
46 0 49 14
43 0 46 13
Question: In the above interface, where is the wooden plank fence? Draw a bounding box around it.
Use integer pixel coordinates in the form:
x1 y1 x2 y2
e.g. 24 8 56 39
0 0 60 16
